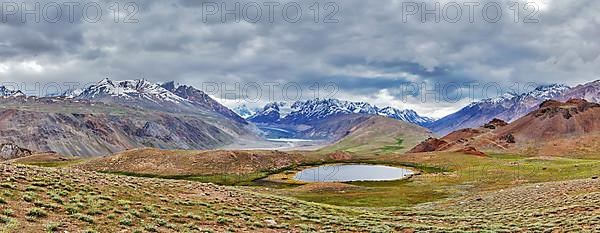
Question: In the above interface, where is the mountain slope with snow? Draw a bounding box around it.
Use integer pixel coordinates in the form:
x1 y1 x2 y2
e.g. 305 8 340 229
248 98 434 127
429 81 600 136
561 80 600 103
248 102 286 123
377 107 435 126
160 82 246 124
0 86 25 97
0 97 249 156
233 104 257 119
76 78 186 104
70 78 189 114
58 78 247 124
0 79 258 156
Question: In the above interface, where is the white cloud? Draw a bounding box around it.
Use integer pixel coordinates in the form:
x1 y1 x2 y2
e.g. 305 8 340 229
524 0 552 11
20 61 44 73
0 64 9 73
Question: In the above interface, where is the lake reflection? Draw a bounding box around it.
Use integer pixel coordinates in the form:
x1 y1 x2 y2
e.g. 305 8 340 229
295 164 413 182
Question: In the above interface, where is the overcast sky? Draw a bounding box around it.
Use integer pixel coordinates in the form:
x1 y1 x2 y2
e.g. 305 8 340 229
1 0 599 118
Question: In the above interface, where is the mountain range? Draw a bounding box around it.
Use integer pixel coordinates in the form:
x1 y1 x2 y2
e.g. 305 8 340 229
233 104 259 119
243 99 435 127
430 80 600 135
66 79 246 124
233 99 435 142
1 78 600 157
240 80 600 137
410 98 600 157
0 86 25 97
0 78 257 156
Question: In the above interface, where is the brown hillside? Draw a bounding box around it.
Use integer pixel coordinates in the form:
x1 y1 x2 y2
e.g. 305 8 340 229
442 128 484 142
494 99 600 141
408 119 507 154
407 138 450 153
411 100 600 157
473 99 600 156
77 148 303 176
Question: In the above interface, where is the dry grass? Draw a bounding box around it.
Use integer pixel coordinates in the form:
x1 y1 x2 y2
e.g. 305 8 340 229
76 148 303 177
6 147 600 232
1 163 599 232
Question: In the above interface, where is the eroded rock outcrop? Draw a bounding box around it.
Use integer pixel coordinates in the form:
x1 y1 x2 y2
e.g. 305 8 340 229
0 143 32 160
407 137 450 153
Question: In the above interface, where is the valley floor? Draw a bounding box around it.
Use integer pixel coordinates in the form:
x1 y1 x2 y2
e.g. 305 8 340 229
220 137 329 152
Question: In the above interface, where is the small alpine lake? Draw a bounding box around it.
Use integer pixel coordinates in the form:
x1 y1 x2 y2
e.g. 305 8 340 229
295 164 414 182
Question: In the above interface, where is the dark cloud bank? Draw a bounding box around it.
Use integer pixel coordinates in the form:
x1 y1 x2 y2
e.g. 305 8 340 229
0 0 598 117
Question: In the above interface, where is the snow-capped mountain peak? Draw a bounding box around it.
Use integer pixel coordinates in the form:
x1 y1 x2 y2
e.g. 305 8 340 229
0 86 25 97
377 107 435 125
248 98 434 127
159 81 180 92
288 98 378 121
247 102 287 123
232 104 256 119
97 77 114 86
528 83 570 99
261 103 281 114
62 88 84 98
469 83 570 107
76 78 186 103
430 82 577 135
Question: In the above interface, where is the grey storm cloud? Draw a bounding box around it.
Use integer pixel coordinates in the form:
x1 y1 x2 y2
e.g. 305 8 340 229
0 0 599 117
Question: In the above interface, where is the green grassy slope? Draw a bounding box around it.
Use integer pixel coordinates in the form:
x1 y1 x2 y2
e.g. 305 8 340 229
320 116 432 155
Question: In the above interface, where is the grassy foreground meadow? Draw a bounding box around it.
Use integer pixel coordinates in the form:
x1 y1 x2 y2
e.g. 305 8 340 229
1 149 599 232
274 152 600 208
